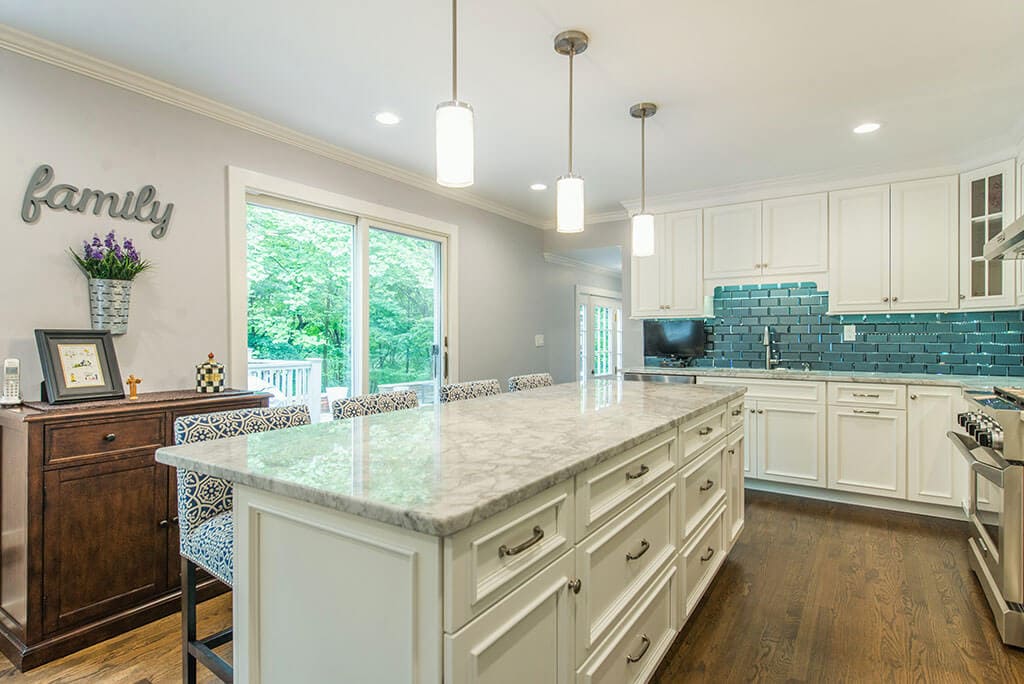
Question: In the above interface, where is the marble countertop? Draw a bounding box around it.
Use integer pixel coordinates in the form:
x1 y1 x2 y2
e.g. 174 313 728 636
622 366 1024 390
156 380 744 537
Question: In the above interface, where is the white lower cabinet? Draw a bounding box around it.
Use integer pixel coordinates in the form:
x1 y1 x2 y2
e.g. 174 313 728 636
725 429 745 547
828 406 907 499
445 550 576 684
755 401 827 487
681 505 727 616
907 386 967 506
575 563 679 684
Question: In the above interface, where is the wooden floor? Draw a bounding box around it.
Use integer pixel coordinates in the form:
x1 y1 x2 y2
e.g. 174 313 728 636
1 490 1023 682
655 490 1024 683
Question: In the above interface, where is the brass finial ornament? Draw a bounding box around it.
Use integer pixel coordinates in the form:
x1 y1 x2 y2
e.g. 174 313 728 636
630 102 658 258
125 374 142 401
554 30 589 234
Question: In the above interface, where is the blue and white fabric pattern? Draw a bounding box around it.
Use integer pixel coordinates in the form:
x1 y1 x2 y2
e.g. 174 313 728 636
439 379 502 403
508 372 554 392
173 405 310 585
331 390 420 420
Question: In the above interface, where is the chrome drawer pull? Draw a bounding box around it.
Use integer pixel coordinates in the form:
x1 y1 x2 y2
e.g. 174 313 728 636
104 433 117 442
700 546 715 563
625 539 650 561
625 464 650 480
699 479 715 492
853 409 880 415
852 393 880 398
568 578 582 594
698 426 713 436
498 525 544 558
625 634 651 664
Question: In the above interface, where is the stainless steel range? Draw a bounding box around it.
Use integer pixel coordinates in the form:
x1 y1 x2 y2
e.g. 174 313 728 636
950 387 1024 647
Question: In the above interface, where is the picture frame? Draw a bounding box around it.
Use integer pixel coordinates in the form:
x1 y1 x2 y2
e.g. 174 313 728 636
34 329 125 404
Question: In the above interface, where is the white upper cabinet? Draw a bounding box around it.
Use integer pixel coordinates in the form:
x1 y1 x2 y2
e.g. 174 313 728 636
828 185 891 313
959 160 1016 309
1017 158 1024 304
890 176 959 311
703 202 762 280
761 193 828 276
630 210 704 318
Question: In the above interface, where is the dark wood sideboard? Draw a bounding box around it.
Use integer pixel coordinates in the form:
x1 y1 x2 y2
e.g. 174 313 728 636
0 390 269 670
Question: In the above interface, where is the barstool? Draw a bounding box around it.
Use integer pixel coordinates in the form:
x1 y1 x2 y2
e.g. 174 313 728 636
439 379 501 403
331 389 419 419
174 404 311 683
508 372 554 392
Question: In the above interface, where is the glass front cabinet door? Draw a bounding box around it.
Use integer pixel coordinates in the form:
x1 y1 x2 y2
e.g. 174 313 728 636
959 160 1016 309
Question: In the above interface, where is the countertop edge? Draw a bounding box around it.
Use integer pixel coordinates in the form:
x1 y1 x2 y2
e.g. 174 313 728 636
622 367 1020 389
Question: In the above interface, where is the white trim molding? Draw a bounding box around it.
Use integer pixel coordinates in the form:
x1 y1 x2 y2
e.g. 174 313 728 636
0 23 543 229
226 166 460 390
543 252 622 278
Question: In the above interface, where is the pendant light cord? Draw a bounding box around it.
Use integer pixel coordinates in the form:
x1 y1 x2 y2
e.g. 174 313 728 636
568 48 574 175
640 113 646 213
451 0 458 101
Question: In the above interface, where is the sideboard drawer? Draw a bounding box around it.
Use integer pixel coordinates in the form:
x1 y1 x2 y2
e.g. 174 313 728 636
45 415 165 464
680 406 726 465
575 479 677 666
827 382 906 410
681 505 726 617
444 480 574 632
679 443 726 541
575 562 678 684
574 428 676 541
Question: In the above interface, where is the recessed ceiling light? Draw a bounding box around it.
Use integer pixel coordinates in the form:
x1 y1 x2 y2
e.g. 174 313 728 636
530 183 548 191
375 111 401 126
853 122 881 134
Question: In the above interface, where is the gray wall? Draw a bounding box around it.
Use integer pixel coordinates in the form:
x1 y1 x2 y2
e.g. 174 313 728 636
543 263 623 383
0 50 549 394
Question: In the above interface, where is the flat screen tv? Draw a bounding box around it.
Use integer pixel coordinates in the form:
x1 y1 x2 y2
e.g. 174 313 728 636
643 319 705 359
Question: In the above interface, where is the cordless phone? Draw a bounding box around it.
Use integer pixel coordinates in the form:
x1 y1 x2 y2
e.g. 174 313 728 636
1 359 22 406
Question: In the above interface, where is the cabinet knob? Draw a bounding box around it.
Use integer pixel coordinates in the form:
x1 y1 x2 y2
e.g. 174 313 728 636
158 519 169 529
882 297 889 302
568 578 582 594
910 394 918 400
104 433 117 442
959 294 966 300
892 297 898 302
757 409 764 414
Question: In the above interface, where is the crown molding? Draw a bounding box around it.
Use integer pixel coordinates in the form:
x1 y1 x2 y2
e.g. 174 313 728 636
538 208 627 231
0 23 546 229
620 147 1020 214
543 252 621 278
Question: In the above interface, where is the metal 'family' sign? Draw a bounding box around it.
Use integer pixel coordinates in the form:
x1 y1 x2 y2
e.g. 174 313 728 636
21 164 174 238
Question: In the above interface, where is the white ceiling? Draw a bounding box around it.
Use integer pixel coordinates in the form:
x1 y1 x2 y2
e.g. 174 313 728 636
3 1 1024 226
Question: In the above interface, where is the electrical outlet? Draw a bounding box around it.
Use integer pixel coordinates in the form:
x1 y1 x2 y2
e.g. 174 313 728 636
843 325 857 342
534 334 545 347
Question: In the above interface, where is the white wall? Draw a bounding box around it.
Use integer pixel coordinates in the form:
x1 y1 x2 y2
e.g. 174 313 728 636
0 50 549 395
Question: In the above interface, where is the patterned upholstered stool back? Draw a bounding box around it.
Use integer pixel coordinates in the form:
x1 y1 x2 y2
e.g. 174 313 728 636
508 372 554 392
173 405 311 537
331 390 419 420
439 379 502 404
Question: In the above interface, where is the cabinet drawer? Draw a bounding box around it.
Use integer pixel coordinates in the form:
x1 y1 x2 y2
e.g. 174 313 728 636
681 505 726 616
726 399 745 432
679 444 726 541
576 563 678 684
44 414 164 464
444 480 574 632
575 480 677 666
680 406 726 465
828 382 906 409
575 428 676 540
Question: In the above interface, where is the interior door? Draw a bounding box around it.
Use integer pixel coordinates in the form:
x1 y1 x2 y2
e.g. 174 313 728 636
580 294 623 380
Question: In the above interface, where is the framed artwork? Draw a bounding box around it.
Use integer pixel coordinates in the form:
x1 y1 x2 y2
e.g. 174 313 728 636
35 329 125 403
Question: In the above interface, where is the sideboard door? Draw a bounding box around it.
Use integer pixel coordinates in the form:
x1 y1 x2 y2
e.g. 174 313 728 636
42 453 167 635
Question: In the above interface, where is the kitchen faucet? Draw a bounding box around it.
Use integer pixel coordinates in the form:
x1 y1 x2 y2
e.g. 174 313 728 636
763 326 780 370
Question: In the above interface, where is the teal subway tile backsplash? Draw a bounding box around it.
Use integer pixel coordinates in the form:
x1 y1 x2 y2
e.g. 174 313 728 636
644 283 1024 376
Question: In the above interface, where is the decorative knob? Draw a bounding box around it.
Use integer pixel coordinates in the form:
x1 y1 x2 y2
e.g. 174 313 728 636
910 394 917 400
882 297 889 302
104 433 117 442
568 578 582 594
892 297 898 302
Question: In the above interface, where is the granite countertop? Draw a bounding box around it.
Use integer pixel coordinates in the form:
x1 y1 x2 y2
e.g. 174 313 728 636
155 379 744 537
622 366 1024 390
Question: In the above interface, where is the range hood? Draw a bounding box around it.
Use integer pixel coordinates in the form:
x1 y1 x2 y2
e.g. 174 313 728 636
984 215 1024 260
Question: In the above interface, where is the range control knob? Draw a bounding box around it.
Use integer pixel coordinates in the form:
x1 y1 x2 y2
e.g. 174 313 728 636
976 430 993 447
957 412 974 428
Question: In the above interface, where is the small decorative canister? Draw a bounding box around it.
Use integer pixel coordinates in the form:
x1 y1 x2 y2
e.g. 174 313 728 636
196 353 225 393
88 278 133 335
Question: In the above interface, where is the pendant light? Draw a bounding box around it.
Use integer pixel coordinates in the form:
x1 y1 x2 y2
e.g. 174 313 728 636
554 30 588 233
436 0 474 187
630 102 657 257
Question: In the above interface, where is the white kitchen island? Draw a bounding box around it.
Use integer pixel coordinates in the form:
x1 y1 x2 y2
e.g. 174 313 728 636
156 379 746 684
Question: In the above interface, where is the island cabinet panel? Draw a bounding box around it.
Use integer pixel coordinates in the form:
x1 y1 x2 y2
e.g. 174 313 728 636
679 443 726 540
680 405 727 464
725 429 745 548
681 504 727 617
0 390 268 671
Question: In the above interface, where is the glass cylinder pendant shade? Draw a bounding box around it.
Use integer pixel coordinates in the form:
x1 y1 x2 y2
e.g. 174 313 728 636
436 101 474 188
556 175 585 233
631 213 655 257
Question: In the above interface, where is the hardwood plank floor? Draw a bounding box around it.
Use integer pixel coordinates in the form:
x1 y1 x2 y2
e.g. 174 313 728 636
655 490 1024 683
0 490 1022 682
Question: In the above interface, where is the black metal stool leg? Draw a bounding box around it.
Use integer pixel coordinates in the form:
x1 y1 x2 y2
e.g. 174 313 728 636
182 556 198 684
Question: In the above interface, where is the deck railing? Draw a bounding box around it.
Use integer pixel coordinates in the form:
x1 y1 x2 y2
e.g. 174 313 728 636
248 358 323 422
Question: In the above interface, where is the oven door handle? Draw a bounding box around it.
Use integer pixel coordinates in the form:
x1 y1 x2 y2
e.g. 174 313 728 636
947 431 1008 487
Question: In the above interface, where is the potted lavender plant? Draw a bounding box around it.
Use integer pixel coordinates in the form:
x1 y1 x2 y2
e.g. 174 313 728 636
70 231 152 334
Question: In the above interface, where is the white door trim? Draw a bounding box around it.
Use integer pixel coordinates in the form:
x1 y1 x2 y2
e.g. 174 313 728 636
227 166 460 389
